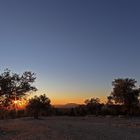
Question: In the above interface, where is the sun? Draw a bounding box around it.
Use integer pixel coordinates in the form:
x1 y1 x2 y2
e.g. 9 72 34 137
13 99 27 109
14 100 18 104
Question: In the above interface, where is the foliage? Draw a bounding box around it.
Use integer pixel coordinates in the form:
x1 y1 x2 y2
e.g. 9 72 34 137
26 94 51 119
110 78 140 105
109 78 140 115
0 69 37 108
85 98 102 115
85 98 100 105
107 96 113 105
69 105 87 116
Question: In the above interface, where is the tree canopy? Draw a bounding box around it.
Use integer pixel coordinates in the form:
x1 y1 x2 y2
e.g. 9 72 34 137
26 94 51 119
109 78 140 107
85 97 102 115
85 98 100 105
0 69 37 108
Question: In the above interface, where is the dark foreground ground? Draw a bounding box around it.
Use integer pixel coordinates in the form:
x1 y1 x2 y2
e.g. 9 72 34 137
0 116 140 140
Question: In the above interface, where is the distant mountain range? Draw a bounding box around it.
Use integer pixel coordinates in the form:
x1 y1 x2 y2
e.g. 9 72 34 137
54 103 80 108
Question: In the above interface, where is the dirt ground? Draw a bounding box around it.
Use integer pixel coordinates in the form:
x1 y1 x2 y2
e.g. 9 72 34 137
0 116 140 140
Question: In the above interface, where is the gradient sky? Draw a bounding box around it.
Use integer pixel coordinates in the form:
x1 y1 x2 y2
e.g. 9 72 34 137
0 0 140 104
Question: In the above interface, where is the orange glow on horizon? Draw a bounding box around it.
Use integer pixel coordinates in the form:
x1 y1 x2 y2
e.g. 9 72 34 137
51 97 107 105
51 98 84 105
30 90 108 105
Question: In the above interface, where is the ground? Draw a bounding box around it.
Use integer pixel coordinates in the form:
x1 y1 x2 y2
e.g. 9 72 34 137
0 116 140 140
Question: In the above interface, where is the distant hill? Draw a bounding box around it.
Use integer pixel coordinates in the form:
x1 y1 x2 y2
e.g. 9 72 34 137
54 103 79 108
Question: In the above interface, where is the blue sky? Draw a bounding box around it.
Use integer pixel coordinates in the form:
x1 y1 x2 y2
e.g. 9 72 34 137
0 0 140 104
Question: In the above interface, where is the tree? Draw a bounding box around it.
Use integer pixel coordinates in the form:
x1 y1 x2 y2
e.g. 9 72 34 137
26 94 51 119
107 96 113 105
85 98 101 115
0 69 37 108
85 98 100 105
109 78 140 115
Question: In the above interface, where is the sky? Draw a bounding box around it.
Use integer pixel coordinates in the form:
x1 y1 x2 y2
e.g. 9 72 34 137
0 0 140 104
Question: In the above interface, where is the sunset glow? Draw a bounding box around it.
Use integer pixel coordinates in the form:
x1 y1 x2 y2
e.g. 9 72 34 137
14 100 18 104
13 99 27 109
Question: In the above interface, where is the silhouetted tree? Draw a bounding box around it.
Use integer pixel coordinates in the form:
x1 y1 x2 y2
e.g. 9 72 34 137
26 94 51 119
85 98 100 105
0 69 37 108
107 96 113 105
109 78 140 115
85 98 101 115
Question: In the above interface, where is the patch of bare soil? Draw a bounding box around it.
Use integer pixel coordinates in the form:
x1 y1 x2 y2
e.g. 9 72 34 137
0 116 140 140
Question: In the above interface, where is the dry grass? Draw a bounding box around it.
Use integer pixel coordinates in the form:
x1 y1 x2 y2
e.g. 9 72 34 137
0 116 140 140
